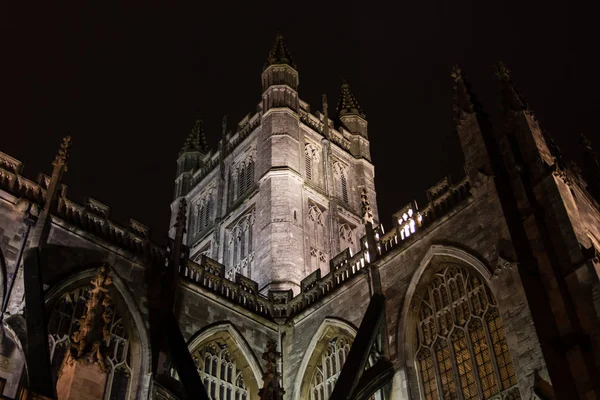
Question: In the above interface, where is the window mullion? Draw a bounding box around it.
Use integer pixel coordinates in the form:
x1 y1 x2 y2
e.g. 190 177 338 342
482 311 503 396
447 331 465 400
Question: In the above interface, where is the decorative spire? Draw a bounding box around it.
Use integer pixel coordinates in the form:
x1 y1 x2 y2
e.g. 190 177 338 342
495 61 529 114
361 188 374 225
258 339 285 400
52 136 72 172
264 34 296 70
179 119 206 157
451 65 477 120
221 115 228 139
69 266 113 372
336 80 365 118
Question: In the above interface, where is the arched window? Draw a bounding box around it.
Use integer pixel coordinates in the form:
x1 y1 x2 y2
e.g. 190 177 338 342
47 287 134 400
307 333 381 400
192 340 249 400
310 336 351 400
415 265 520 400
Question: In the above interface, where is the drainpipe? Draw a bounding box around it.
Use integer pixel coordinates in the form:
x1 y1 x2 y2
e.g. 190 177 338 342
1 201 37 322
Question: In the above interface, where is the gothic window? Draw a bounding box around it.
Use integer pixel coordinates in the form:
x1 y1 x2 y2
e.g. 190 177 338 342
47 287 134 400
306 151 313 181
237 164 246 198
307 334 381 400
310 337 351 400
339 223 354 255
305 143 319 182
192 340 249 400
415 265 519 400
226 210 255 279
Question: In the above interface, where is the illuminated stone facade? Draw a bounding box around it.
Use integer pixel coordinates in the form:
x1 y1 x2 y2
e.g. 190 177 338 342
0 37 599 400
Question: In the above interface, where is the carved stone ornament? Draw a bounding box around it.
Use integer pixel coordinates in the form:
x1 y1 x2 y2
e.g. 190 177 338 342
493 254 517 279
361 188 374 225
175 198 187 231
69 266 113 372
52 136 72 171
259 339 285 400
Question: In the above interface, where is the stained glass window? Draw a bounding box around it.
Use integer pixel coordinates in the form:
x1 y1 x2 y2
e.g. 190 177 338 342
47 287 133 400
415 265 521 400
192 341 249 400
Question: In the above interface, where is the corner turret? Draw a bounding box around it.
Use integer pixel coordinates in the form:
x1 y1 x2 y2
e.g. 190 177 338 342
261 34 299 113
336 80 368 138
175 120 207 199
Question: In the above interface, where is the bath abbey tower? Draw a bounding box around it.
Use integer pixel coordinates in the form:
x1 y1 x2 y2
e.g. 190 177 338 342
0 35 599 400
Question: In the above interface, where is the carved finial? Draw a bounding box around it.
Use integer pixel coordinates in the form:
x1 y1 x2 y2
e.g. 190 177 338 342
337 79 365 118
451 65 476 120
581 133 594 150
361 188 374 225
52 136 72 172
175 198 187 232
495 61 529 113
69 266 113 372
259 339 285 400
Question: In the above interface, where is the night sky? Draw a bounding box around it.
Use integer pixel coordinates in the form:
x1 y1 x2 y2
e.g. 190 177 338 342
2 1 599 243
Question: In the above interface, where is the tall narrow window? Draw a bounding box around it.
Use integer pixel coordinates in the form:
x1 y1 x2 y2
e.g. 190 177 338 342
237 166 245 198
245 160 254 192
341 172 348 204
306 151 313 181
415 265 520 400
204 198 212 228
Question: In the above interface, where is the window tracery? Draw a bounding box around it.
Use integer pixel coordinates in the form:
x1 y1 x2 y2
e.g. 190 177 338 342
415 265 519 400
225 210 255 279
308 335 381 400
339 223 355 255
308 203 327 272
192 340 249 400
48 287 133 400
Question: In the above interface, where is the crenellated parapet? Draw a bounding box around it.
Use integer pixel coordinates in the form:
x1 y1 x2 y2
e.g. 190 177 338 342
0 151 165 263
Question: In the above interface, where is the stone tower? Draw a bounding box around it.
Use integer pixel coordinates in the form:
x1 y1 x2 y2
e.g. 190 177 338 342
170 35 378 294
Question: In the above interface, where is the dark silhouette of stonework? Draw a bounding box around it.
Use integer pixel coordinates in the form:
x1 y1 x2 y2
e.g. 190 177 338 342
0 35 599 400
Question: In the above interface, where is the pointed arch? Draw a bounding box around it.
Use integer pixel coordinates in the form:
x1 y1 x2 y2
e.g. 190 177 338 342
45 266 152 400
186 322 263 399
397 244 520 400
292 317 358 400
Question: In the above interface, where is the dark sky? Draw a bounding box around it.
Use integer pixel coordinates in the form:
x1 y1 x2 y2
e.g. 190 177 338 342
2 1 599 243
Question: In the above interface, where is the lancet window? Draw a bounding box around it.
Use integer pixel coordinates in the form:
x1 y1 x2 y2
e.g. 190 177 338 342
341 172 348 204
415 265 520 400
333 161 349 205
192 340 249 400
305 143 319 182
47 287 133 400
236 159 255 199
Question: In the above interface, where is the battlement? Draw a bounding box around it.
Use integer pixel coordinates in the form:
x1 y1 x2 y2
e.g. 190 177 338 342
0 151 165 263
